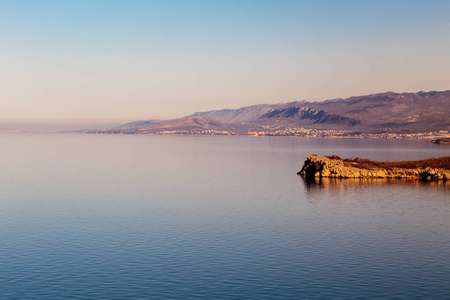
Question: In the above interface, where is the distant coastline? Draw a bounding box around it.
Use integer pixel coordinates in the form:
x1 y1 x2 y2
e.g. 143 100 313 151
89 127 449 141
89 90 450 139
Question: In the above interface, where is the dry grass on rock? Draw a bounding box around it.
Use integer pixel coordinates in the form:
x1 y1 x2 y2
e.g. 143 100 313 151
325 155 450 170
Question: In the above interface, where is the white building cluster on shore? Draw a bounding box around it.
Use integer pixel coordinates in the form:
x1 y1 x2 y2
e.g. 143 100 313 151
151 128 449 140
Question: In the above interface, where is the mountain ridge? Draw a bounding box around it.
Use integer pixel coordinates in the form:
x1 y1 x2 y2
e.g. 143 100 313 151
189 101 306 123
95 90 450 135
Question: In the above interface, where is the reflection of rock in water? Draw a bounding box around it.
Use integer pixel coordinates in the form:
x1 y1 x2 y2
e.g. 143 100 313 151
301 176 448 193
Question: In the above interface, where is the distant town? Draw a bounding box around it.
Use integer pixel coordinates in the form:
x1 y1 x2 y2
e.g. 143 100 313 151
95 126 450 141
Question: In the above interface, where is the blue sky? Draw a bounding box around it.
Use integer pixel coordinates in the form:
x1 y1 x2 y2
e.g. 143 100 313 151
0 0 449 121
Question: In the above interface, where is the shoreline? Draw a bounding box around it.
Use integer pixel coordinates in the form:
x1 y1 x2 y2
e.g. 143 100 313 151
87 130 450 141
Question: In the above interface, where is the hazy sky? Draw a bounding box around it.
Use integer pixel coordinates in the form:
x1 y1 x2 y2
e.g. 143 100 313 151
1 0 449 122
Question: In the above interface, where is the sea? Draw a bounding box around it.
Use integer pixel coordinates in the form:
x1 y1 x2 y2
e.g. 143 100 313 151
0 133 449 299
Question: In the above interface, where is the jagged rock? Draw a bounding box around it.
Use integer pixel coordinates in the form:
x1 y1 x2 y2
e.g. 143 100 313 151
298 155 449 180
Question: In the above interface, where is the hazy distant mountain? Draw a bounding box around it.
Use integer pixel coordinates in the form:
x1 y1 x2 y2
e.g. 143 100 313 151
0 120 122 132
144 115 223 132
295 90 450 132
98 115 227 134
118 119 161 128
97 90 450 134
259 107 361 127
193 90 450 133
190 101 305 123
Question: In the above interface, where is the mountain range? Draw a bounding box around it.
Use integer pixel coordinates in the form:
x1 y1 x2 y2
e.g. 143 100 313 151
95 90 450 134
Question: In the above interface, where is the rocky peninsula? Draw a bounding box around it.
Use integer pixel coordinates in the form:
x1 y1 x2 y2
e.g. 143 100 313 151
298 155 450 180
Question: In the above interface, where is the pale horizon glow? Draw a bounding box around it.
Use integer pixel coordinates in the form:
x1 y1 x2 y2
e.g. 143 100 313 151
1 0 449 123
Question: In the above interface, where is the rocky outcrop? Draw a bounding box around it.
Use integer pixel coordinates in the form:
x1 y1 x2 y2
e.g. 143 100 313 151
298 155 450 180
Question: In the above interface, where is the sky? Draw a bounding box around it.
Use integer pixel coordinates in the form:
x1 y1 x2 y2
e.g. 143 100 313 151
0 0 449 123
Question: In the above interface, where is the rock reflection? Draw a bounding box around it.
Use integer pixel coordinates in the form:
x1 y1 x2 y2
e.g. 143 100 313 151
301 176 448 195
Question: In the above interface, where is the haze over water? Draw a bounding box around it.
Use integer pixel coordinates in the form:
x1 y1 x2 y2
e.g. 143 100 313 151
0 134 449 299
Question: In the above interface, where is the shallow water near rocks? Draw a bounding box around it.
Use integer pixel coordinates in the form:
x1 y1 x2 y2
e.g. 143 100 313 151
0 134 449 299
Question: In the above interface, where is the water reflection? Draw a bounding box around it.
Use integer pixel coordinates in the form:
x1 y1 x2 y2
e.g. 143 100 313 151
301 176 448 193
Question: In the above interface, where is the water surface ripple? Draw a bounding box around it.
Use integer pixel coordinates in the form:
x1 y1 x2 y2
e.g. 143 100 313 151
0 134 448 299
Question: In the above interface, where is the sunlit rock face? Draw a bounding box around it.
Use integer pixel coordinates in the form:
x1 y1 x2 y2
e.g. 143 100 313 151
298 155 450 180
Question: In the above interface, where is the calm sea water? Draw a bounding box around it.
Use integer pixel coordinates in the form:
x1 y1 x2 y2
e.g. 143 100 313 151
0 134 449 299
